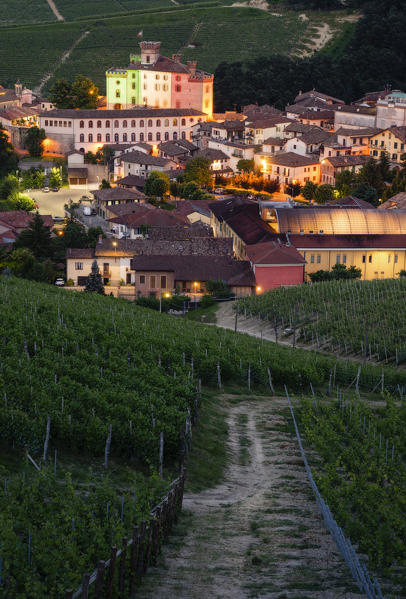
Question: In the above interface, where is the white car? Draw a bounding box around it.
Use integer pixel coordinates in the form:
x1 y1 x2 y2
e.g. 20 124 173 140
43 187 50 193
55 278 65 286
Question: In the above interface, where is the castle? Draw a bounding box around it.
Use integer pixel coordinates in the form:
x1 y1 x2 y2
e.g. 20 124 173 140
106 41 213 117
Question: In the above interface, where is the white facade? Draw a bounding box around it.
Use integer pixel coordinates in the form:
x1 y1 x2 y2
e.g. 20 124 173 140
207 139 254 172
376 94 406 129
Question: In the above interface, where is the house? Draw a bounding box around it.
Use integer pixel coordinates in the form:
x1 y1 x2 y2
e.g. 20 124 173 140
378 193 406 210
101 201 155 223
245 241 305 291
92 187 147 219
284 128 335 156
67 150 108 189
38 108 207 154
157 139 198 162
106 41 213 116
283 122 318 139
334 127 381 155
320 154 371 185
376 91 406 129
108 208 188 238
195 148 231 174
369 126 406 164
293 90 344 106
115 174 146 193
191 120 245 145
113 150 176 180
206 139 255 172
0 211 53 247
285 104 335 129
173 200 212 225
256 152 321 189
244 115 293 145
130 254 255 297
334 105 377 130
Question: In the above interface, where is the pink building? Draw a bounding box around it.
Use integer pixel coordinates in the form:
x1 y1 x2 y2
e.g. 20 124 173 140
245 242 305 291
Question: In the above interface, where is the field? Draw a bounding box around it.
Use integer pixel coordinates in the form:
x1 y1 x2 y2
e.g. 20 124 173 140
0 2 356 93
1 275 406 596
237 278 406 365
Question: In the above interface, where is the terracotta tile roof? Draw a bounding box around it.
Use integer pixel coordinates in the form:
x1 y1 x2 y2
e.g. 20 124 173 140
284 122 317 134
294 90 344 105
335 105 376 115
335 127 382 137
158 141 189 156
324 155 371 168
116 175 146 188
209 198 274 245
378 193 406 210
148 222 211 240
268 152 320 167
298 128 335 145
196 148 229 161
93 187 146 201
245 115 292 129
130 254 255 286
174 200 212 218
41 108 205 119
108 209 188 228
245 241 305 265
263 137 286 146
107 202 155 217
0 106 41 121
118 150 172 167
0 211 53 231
298 109 335 120
66 248 94 259
388 126 406 143
110 54 213 79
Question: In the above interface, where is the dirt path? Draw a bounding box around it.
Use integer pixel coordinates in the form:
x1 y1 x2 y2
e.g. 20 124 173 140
33 30 90 94
297 22 333 57
136 397 364 598
46 0 64 21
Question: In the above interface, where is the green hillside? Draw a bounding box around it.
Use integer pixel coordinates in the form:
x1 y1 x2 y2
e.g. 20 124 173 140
0 1 356 93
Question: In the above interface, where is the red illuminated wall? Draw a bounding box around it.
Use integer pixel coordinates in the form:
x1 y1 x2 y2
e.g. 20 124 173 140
255 265 304 291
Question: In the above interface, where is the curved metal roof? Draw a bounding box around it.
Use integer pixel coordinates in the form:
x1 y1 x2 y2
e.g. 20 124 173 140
273 208 406 235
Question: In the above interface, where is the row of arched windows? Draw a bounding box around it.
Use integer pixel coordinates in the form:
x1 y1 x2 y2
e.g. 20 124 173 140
79 118 187 128
78 130 187 144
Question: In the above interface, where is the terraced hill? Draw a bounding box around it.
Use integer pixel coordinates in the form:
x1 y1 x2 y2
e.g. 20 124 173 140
0 0 357 94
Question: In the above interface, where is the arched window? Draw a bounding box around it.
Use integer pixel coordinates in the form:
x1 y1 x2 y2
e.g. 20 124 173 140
114 133 119 142
181 131 186 139
106 133 110 142
114 120 119 128
97 133 102 142
123 120 127 128
131 120 136 127
140 132 144 141
116 90 120 98
156 119 161 127
123 133 127 142
148 132 152 141
97 120 102 128
140 120 144 127
80 120 84 128
173 118 178 126
89 121 93 128
156 132 161 141
164 119 169 127
131 132 135 142
148 119 152 127
106 120 110 128
79 134 84 142
175 85 181 93
164 132 169 141
173 132 177 140
88 133 93 142
79 147 85 153
181 118 186 126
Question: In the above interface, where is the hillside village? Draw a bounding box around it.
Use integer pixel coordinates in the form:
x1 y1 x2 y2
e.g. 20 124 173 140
1 39 406 298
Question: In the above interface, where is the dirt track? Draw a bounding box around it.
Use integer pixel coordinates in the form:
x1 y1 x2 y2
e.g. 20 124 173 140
136 397 364 598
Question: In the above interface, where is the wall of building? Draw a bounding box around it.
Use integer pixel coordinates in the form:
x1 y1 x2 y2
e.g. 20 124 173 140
299 249 406 280
369 130 405 163
254 265 304 291
135 271 175 296
334 111 376 130
376 102 406 129
67 256 132 286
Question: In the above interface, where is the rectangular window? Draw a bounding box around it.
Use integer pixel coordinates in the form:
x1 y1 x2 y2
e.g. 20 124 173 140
342 255 347 264
395 254 398 263
317 255 321 264
368 255 372 263
150 275 156 288
161 275 167 289
310 255 314 264
336 255 340 264
75 262 83 270
362 255 366 263
388 255 391 263
140 275 145 284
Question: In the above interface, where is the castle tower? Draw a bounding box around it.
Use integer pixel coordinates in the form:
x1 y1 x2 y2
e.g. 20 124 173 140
139 41 161 65
14 80 22 99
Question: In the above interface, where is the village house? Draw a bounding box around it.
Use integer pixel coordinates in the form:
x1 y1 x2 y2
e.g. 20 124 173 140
108 208 188 239
106 42 213 116
375 92 406 129
334 104 377 130
191 120 245 146
113 150 177 180
38 108 207 154
206 139 255 172
195 147 231 174
369 126 406 164
255 152 321 189
284 128 335 156
334 127 381 155
67 150 108 189
320 154 371 185
157 138 198 162
261 137 286 155
244 115 292 145
378 192 406 210
92 187 147 219
0 211 53 247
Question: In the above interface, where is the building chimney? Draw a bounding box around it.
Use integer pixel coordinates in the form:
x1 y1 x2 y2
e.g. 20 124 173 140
187 61 197 76
172 53 181 63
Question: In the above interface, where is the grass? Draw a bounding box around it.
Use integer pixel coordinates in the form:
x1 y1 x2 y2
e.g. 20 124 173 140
183 301 218 323
184 389 229 492
0 4 356 92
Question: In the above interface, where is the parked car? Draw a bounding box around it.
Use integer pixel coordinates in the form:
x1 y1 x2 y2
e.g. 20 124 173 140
54 278 65 286
214 188 223 195
42 187 50 193
53 216 64 223
51 187 60 192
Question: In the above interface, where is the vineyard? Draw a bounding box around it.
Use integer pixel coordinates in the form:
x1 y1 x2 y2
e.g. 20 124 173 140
236 278 406 365
298 394 406 593
2 275 406 595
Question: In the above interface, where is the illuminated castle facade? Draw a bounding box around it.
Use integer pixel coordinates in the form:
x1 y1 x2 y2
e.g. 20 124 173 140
106 42 213 117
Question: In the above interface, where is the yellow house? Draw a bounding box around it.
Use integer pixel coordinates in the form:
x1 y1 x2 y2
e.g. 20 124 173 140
66 239 136 286
369 126 406 164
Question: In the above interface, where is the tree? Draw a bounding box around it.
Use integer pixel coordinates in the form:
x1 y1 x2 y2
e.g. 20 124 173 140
71 75 99 110
314 183 334 204
205 279 231 298
87 226 105 248
48 78 74 109
7 192 36 212
85 259 105 294
99 179 111 189
14 212 52 259
237 159 255 173
352 182 379 206
334 169 356 198
301 180 317 203
144 171 170 199
49 167 62 189
24 127 46 157
0 174 19 201
4 248 48 282
378 151 392 182
356 159 384 196
63 221 88 248
285 182 301 198
184 157 212 187
309 264 361 282
0 126 18 178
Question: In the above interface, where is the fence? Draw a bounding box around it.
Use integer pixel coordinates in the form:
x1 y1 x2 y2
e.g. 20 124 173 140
284 385 389 599
65 472 185 599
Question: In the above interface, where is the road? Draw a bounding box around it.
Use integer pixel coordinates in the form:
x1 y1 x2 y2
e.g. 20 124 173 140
29 189 89 217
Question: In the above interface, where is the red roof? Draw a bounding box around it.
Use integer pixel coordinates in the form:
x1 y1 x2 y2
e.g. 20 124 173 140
108 209 188 228
245 242 305 265
0 211 53 232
